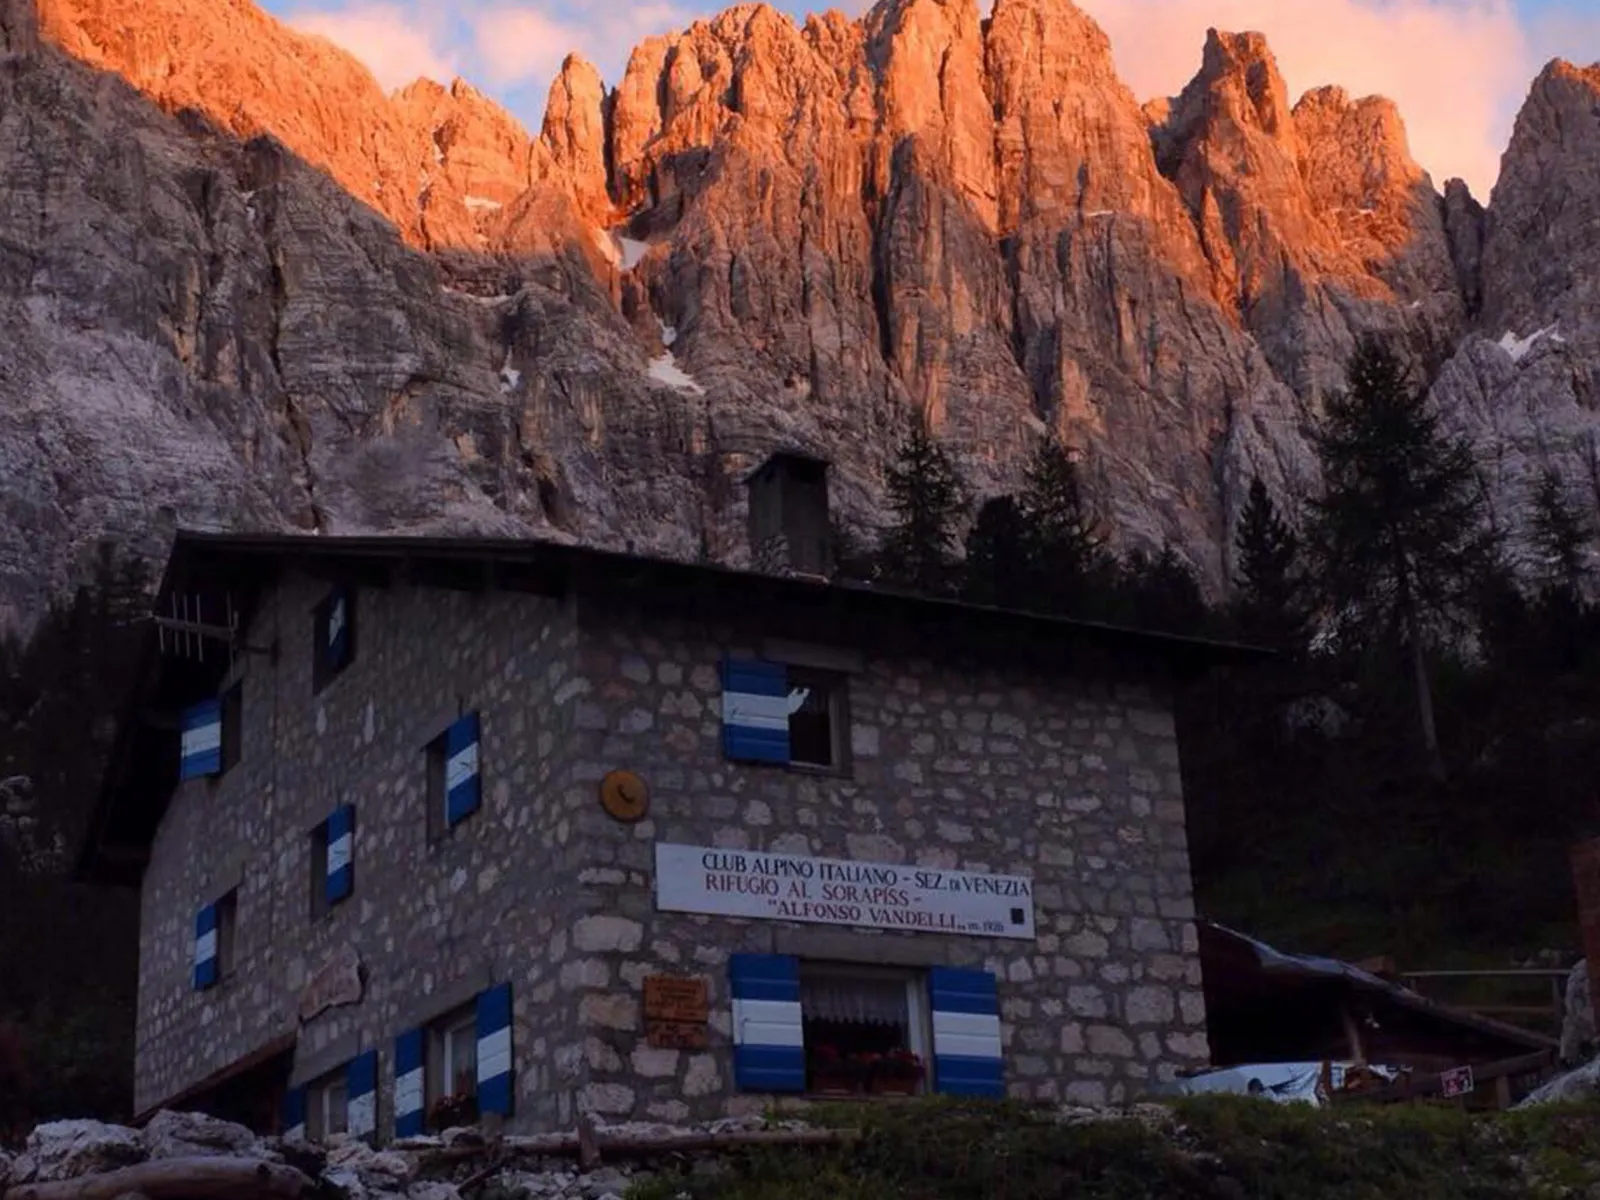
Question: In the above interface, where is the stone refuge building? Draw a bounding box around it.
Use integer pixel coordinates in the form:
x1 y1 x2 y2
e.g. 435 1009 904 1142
80 456 1261 1138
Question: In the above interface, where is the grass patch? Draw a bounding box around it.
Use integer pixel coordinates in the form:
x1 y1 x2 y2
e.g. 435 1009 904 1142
625 1097 1600 1200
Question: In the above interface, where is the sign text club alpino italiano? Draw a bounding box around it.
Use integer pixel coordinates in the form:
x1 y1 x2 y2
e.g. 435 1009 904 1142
654 844 1036 940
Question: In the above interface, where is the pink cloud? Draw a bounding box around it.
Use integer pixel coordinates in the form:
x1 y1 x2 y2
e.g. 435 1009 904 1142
472 7 585 88
291 3 459 90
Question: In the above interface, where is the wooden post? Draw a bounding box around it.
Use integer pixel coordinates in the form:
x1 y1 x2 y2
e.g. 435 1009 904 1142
1341 1004 1366 1064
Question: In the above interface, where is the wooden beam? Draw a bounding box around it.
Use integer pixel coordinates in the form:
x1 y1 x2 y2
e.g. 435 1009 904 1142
1327 1049 1555 1106
3 1159 313 1200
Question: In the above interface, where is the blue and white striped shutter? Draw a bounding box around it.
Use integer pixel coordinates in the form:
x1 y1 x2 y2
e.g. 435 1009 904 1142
192 904 219 990
476 983 514 1115
180 699 223 780
281 1085 307 1141
444 713 482 827
722 660 792 764
346 1049 378 1140
325 805 355 905
929 967 1004 1097
393 1028 425 1138
729 953 805 1092
325 590 351 669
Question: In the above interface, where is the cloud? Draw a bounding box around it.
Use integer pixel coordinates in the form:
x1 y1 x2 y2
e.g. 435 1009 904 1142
472 8 585 88
1073 0 1545 199
291 3 459 90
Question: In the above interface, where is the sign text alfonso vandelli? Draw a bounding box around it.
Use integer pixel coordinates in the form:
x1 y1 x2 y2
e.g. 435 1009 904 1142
653 843 1036 940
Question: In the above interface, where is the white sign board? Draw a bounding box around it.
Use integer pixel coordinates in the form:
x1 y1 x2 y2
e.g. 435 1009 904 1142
654 843 1036 940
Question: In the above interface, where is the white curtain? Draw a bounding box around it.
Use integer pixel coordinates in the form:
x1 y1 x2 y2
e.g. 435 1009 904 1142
801 977 907 1025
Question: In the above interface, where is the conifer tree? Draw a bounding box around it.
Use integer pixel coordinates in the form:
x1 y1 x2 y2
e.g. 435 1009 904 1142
1017 437 1113 615
1530 468 1592 601
1306 336 1496 778
963 496 1032 607
875 414 969 596
1115 544 1210 636
1232 477 1308 648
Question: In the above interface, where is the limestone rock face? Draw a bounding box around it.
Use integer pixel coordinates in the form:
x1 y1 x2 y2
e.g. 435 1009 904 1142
1153 31 1462 396
537 56 611 224
1430 59 1600 557
3 0 1600 622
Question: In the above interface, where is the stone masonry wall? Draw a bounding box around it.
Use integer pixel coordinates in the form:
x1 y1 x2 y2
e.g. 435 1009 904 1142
554 596 1210 1121
136 573 591 1128
136 575 1210 1133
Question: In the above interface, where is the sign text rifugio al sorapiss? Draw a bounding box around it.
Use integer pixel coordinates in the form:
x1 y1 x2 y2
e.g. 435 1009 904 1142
653 843 1036 940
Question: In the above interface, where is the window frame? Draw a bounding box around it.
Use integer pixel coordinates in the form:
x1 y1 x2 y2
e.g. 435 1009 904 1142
309 820 330 919
783 666 851 775
213 888 239 981
424 1004 479 1127
797 962 932 1097
218 680 244 775
305 1067 349 1141
307 808 355 919
312 587 356 694
424 716 481 843
425 732 449 844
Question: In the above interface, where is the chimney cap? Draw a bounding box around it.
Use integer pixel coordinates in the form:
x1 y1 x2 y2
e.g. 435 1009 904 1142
741 449 832 486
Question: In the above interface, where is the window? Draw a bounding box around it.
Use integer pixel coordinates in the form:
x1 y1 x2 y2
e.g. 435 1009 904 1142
722 660 850 773
425 1006 479 1129
219 681 243 774
426 713 481 841
214 888 239 980
306 1068 349 1141
309 806 355 918
786 668 848 770
800 965 930 1097
312 587 356 692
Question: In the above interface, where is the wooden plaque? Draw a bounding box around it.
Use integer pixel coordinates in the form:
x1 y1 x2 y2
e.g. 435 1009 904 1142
643 975 709 1048
646 1020 710 1049
644 975 708 1023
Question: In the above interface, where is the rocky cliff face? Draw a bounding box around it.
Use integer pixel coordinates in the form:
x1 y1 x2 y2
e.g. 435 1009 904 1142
1 0 1598 624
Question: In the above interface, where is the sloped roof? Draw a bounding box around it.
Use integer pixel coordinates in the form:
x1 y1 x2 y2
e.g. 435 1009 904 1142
78 530 1270 885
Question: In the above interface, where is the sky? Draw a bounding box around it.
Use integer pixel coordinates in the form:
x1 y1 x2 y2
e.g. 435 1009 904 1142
263 0 1600 199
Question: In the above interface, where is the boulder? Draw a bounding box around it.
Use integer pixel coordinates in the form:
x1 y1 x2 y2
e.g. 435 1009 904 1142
15 1120 145 1183
1518 1056 1600 1107
141 1109 272 1160
1560 960 1595 1065
325 1138 418 1192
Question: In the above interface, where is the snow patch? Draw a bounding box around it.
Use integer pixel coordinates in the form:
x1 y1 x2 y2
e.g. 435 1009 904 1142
1082 210 1114 219
500 357 521 394
647 354 705 394
617 236 650 270
441 287 515 306
464 196 503 212
657 318 678 348
1498 324 1560 363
